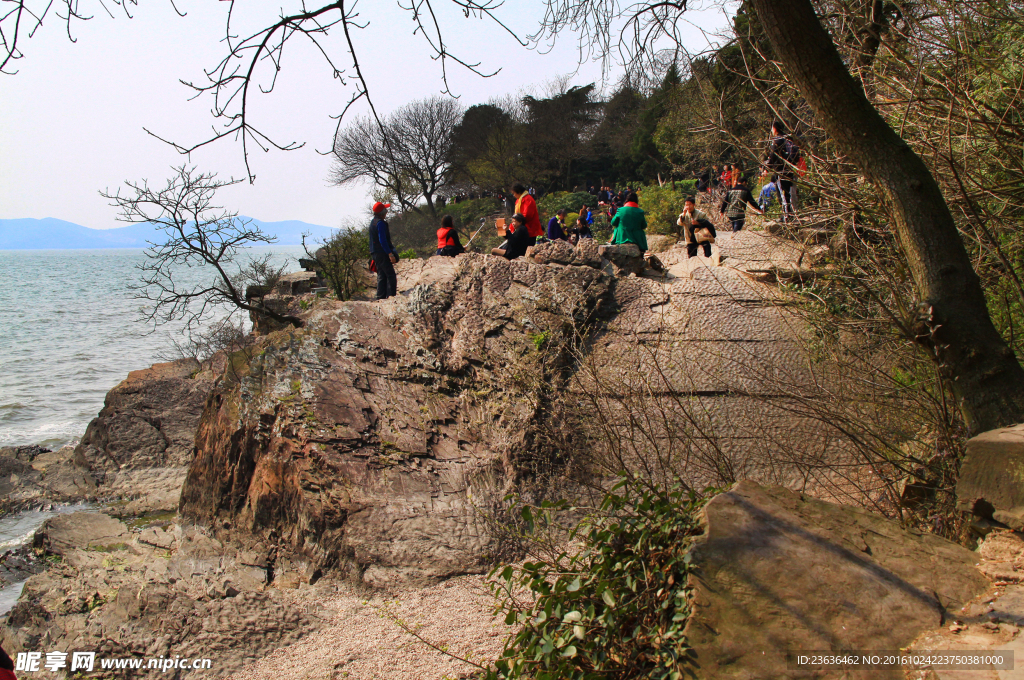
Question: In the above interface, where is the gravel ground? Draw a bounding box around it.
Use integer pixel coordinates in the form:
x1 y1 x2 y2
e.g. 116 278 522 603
229 575 507 680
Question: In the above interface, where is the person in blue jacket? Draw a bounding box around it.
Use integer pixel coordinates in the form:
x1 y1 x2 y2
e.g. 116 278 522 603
547 209 569 241
368 201 398 299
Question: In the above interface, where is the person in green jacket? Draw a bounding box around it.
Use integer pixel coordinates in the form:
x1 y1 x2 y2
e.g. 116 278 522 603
609 192 648 252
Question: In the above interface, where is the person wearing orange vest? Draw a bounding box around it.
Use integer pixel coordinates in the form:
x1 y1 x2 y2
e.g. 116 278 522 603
435 215 465 257
512 184 542 240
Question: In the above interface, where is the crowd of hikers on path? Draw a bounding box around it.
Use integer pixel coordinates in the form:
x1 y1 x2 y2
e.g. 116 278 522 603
368 120 804 299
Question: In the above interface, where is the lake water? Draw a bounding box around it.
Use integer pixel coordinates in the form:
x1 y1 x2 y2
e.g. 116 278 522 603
0 247 303 449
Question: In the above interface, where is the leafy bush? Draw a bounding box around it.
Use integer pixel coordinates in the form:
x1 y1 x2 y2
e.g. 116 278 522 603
399 248 419 259
443 197 503 228
487 477 713 680
538 191 598 218
637 184 688 236
305 226 369 301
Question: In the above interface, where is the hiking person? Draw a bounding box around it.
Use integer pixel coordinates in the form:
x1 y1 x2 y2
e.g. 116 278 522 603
759 174 779 212
580 204 594 225
763 119 801 222
720 175 764 232
436 214 465 257
368 201 398 300
731 164 742 189
609 191 648 252
491 213 532 260
512 184 542 242
547 209 569 241
678 196 717 260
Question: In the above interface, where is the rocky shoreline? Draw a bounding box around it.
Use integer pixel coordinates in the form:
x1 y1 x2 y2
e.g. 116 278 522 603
4 234 1024 678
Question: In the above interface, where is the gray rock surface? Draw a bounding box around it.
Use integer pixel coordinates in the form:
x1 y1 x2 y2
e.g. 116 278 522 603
957 423 1024 530
5 511 318 679
598 242 645 276
645 233 677 253
180 254 619 587
74 356 223 514
33 512 131 554
0 445 96 512
685 481 991 679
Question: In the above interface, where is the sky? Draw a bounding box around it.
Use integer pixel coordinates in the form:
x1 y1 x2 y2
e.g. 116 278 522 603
0 0 734 231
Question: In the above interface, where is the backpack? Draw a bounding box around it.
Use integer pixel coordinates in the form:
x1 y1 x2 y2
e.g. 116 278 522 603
783 138 801 165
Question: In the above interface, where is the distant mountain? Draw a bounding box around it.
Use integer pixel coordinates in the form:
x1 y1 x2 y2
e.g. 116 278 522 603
0 217 339 250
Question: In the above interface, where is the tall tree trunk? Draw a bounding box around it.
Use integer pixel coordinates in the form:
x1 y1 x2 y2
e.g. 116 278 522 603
750 0 1024 433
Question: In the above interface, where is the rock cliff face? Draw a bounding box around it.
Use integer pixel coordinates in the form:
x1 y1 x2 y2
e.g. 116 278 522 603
179 254 632 586
75 357 223 514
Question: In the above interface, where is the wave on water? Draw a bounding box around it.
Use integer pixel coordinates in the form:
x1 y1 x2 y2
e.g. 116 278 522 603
0 420 82 449
0 529 37 552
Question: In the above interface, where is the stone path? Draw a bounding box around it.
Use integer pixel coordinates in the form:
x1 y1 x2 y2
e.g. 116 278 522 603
580 228 841 490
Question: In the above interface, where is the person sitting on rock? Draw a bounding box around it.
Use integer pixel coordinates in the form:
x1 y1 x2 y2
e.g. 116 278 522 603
609 191 648 252
678 196 717 260
569 216 593 244
436 214 465 257
547 209 569 241
491 213 533 260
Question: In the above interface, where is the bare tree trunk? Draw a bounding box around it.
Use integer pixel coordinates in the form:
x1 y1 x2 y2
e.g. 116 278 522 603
750 0 1024 433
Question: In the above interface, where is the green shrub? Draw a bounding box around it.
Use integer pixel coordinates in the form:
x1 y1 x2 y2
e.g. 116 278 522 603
538 191 598 218
638 184 687 237
399 248 419 259
304 227 369 302
487 477 714 680
443 197 503 228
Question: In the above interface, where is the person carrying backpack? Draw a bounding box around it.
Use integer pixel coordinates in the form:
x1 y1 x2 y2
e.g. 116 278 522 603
763 120 801 222
436 214 465 257
720 176 764 232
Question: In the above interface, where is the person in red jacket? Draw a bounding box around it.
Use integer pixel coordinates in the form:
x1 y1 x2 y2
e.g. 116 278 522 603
0 643 17 680
435 214 464 256
512 184 541 241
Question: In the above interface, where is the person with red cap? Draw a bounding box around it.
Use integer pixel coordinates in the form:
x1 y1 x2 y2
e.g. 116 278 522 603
368 201 398 299
511 184 541 241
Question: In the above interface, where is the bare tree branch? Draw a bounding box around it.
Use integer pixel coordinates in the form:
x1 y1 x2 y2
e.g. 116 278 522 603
100 165 302 335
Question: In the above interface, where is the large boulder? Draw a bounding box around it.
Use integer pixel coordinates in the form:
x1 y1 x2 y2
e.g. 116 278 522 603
74 356 222 513
645 234 677 253
530 238 576 265
0 444 97 511
179 254 621 586
684 481 990 679
599 243 645 276
957 423 1024 530
34 512 131 555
